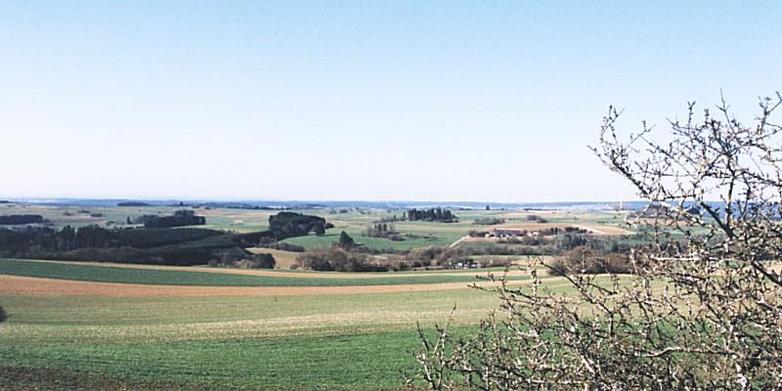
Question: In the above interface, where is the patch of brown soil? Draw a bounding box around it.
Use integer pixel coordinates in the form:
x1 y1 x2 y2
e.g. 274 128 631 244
573 224 634 235
0 275 525 298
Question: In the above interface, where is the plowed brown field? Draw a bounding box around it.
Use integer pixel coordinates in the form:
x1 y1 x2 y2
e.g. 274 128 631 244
0 274 527 298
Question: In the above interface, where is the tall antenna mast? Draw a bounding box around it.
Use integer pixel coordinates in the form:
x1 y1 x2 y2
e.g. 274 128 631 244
619 191 624 211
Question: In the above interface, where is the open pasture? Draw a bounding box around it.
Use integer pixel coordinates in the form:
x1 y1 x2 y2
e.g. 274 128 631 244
280 208 634 251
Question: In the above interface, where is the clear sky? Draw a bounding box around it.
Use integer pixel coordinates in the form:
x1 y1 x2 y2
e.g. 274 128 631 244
1 1 780 202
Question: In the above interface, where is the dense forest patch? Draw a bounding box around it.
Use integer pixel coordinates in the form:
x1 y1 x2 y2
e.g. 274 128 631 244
0 212 330 268
0 215 45 225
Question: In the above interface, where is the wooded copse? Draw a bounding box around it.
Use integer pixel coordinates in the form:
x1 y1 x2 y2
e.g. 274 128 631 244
0 215 45 225
269 212 332 238
405 208 457 222
137 209 206 229
473 217 505 225
365 223 404 241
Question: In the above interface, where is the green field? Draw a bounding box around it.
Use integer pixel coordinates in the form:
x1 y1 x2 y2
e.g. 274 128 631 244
0 260 545 389
0 330 440 390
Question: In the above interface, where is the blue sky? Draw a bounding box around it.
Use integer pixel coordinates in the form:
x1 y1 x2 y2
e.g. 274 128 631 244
1 1 780 202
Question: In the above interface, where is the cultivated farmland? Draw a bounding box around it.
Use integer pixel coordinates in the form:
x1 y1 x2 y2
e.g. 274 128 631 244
0 259 544 389
0 205 634 390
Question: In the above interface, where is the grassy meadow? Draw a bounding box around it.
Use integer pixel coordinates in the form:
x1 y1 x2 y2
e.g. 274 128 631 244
0 258 547 390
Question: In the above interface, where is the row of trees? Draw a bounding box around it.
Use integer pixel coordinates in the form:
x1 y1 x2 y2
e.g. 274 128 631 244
406 208 457 223
0 214 45 225
137 209 206 228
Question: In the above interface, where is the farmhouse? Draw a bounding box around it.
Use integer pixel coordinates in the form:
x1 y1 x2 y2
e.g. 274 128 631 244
486 225 593 239
489 228 528 238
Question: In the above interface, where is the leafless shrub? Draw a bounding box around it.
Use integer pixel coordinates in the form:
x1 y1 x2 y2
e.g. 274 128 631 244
526 214 548 223
547 246 633 276
295 249 389 272
410 92 782 390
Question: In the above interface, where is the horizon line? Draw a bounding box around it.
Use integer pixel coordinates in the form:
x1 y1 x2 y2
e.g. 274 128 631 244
0 196 643 205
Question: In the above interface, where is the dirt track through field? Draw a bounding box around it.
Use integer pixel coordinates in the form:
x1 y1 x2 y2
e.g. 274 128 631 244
0 274 529 298
572 224 634 235
449 236 469 248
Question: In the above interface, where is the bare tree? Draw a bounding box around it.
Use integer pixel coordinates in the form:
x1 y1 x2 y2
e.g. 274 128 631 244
410 92 782 390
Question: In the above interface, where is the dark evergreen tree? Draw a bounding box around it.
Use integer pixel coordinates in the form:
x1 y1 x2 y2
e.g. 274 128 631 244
58 225 75 251
337 231 356 250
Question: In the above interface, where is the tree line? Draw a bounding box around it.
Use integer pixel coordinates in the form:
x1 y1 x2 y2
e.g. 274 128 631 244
405 208 457 223
0 215 45 225
136 209 206 229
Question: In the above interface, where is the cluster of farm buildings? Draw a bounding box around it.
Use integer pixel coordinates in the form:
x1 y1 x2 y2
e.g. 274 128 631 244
483 226 590 238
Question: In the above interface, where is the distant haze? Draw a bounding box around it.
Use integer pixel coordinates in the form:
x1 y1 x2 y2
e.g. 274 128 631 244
1 2 780 202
